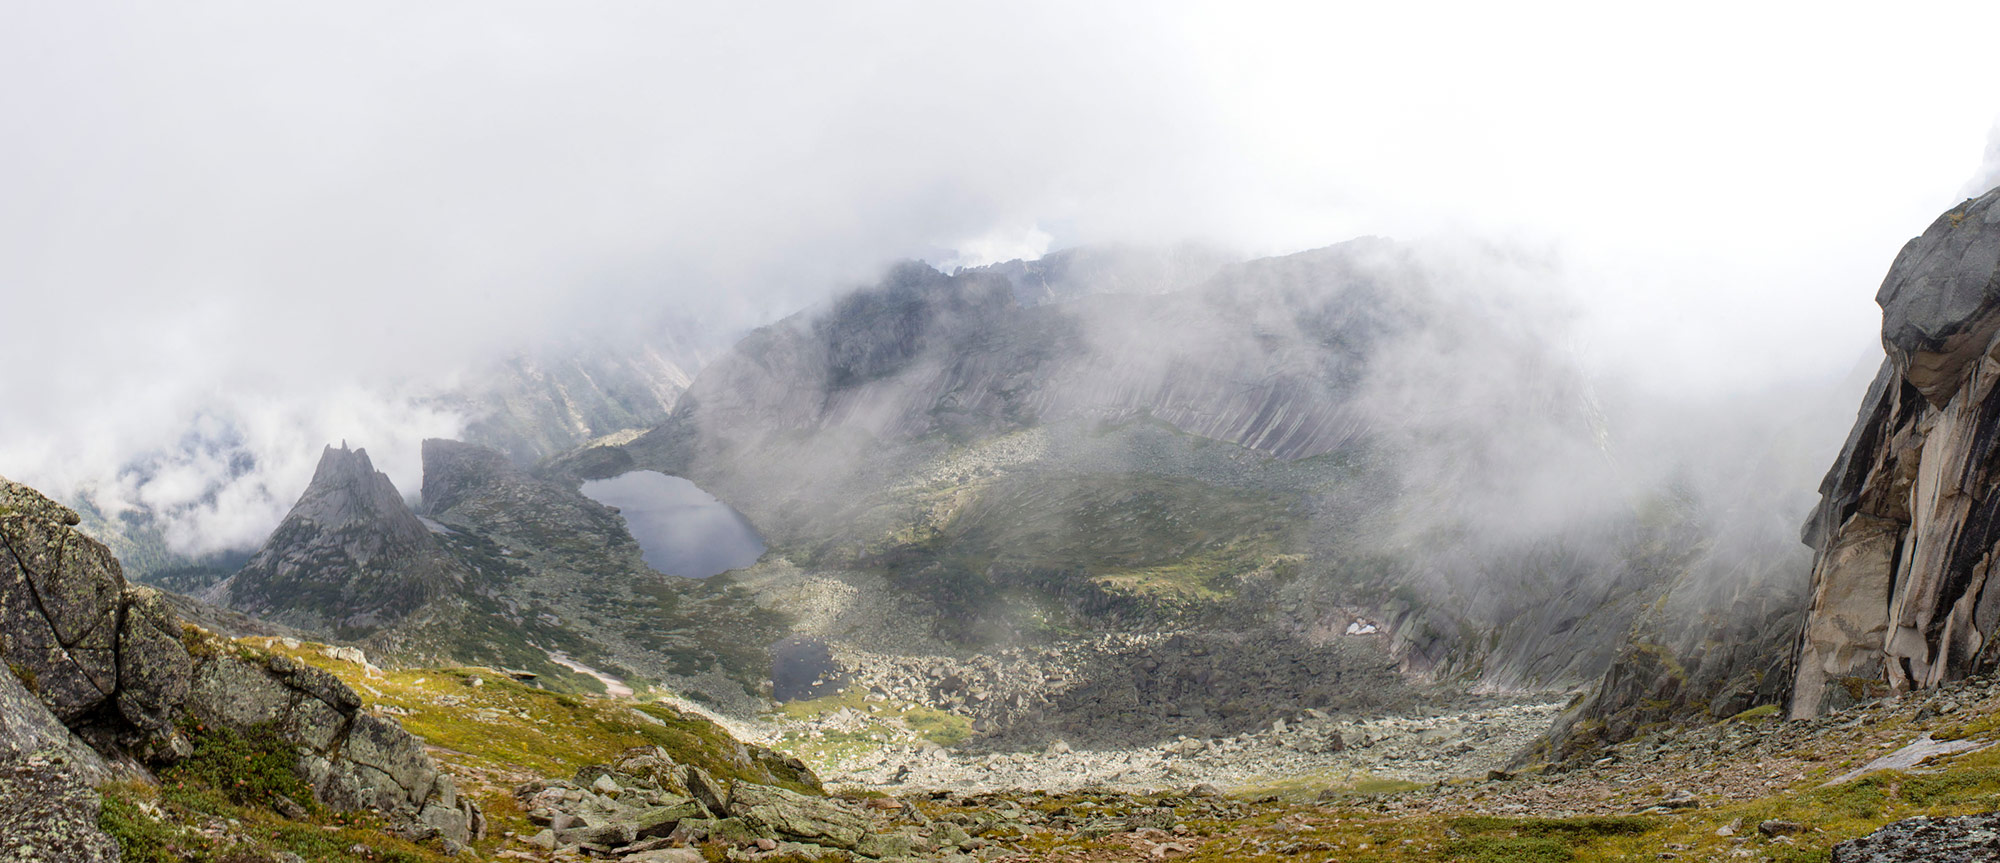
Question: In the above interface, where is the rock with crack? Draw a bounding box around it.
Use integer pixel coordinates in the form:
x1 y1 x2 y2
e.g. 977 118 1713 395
0 472 484 849
184 645 482 843
0 655 118 863
1794 187 2000 716
729 782 872 850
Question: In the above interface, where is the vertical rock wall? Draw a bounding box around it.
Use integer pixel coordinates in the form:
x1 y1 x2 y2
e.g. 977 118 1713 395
1794 186 2000 717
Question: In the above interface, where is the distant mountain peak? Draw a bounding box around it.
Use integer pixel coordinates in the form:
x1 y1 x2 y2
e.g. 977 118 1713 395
210 442 465 633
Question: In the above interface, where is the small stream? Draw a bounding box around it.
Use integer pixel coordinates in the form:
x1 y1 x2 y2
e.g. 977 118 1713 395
579 471 766 578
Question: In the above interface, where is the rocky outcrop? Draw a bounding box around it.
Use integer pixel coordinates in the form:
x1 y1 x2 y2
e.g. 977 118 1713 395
2 478 192 759
515 747 998 860
1833 812 2000 862
446 330 702 466
1793 187 2000 717
212 444 469 633
181 639 484 844
420 437 645 574
0 473 481 852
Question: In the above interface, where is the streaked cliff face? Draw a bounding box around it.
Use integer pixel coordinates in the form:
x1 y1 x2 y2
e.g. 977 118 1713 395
1795 187 2000 717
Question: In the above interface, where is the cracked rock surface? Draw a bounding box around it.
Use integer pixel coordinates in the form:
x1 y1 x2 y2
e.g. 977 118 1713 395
0 473 482 855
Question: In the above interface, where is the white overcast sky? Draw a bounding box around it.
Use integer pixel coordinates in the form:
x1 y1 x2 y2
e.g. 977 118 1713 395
3 2 1998 549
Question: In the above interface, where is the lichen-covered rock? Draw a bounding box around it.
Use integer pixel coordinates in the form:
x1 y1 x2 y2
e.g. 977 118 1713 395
115 585 192 738
1833 812 2000 862
1794 187 2000 716
0 656 108 778
684 764 732 816
0 748 119 863
186 650 481 844
729 782 871 849
0 472 483 849
0 480 172 744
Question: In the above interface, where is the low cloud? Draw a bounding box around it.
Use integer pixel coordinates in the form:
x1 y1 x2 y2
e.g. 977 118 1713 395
2 3 1997 555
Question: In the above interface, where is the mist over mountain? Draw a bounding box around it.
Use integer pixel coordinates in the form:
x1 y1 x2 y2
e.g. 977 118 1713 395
569 236 1854 737
5 3 1996 561
16 6 2000 861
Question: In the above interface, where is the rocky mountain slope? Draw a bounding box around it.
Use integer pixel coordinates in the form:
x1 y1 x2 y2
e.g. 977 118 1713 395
1793 186 2000 717
445 329 707 466
205 437 786 710
0 473 479 859
578 238 1769 737
414 437 787 709
207 444 469 635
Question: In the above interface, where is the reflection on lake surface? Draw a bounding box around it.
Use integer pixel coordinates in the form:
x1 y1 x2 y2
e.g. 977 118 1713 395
579 471 766 578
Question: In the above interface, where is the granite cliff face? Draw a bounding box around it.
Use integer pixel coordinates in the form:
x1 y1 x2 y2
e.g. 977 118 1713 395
446 334 702 466
1794 186 2000 717
0 474 480 858
212 444 468 635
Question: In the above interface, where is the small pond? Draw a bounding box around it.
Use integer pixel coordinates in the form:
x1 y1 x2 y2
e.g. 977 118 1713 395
579 471 766 578
771 635 845 703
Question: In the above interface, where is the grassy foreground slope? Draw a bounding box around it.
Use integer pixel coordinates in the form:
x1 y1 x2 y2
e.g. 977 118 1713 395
99 634 816 863
103 632 2000 862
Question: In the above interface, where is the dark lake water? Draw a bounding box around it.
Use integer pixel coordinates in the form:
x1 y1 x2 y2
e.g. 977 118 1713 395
771 635 844 702
578 471 766 578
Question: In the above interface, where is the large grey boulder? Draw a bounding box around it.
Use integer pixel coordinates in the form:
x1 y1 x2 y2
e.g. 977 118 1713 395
184 644 482 844
0 478 176 749
1877 186 2000 406
729 782 871 850
115 585 194 743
